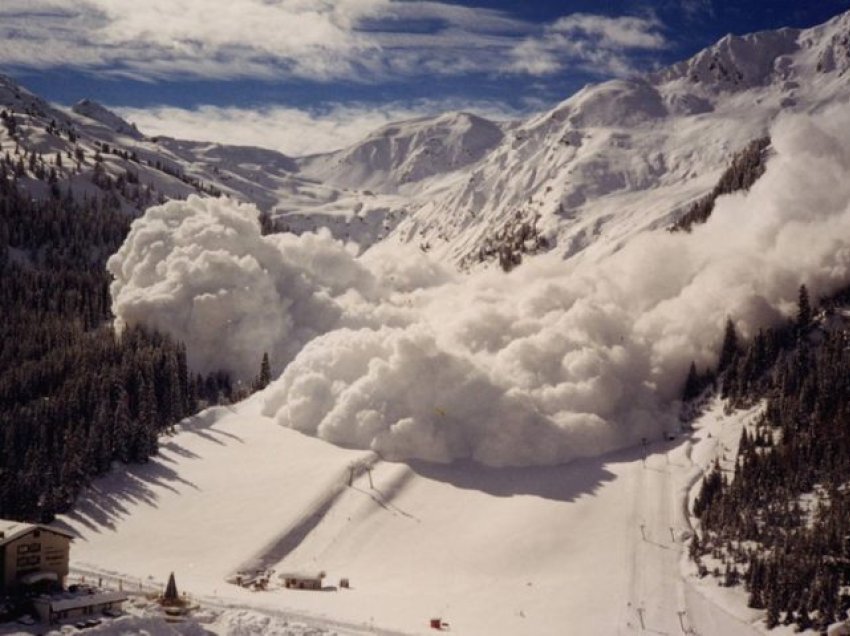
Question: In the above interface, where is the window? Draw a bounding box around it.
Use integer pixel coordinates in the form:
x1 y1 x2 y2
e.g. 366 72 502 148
16 555 40 567
17 542 41 554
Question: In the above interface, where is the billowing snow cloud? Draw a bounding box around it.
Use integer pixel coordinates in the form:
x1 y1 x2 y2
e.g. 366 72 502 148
107 196 379 381
111 107 850 466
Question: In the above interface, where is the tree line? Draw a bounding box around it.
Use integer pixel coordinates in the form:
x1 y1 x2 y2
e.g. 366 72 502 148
670 136 770 233
0 155 234 523
687 284 850 632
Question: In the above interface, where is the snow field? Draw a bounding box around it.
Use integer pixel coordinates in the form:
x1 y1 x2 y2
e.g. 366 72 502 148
58 396 773 636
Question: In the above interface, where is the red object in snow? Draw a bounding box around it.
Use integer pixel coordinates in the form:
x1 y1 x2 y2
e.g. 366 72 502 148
430 618 442 630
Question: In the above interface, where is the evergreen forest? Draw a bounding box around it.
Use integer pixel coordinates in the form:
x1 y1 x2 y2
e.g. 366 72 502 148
0 152 233 522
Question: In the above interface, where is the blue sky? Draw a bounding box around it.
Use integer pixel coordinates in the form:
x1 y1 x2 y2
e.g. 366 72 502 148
2 1 849 154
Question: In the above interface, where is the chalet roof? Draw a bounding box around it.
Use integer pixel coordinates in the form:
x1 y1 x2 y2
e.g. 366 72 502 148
278 571 325 580
0 519 75 547
34 590 128 613
20 571 59 585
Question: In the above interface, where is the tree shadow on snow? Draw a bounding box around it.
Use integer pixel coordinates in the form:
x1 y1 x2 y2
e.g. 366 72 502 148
58 405 253 537
56 457 201 537
54 411 252 536
175 408 245 445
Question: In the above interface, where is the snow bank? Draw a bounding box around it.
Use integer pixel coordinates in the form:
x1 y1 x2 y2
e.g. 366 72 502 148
111 107 850 466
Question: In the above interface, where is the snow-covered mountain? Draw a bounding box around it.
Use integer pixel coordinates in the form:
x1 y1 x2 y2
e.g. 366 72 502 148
5 9 850 268
298 111 509 193
381 10 850 267
0 78 411 246
72 98 144 139
7 9 850 636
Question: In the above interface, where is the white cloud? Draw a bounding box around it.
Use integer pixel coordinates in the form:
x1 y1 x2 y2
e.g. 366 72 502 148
680 0 715 21
0 1 667 81
114 100 524 156
510 14 667 77
551 14 667 50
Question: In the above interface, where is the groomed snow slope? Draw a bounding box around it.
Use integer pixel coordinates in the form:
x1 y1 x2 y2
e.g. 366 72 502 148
59 395 765 636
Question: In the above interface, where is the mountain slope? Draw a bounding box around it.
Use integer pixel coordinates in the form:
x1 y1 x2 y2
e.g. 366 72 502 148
73 98 144 139
0 79 411 248
60 393 762 636
293 9 850 267
298 111 508 193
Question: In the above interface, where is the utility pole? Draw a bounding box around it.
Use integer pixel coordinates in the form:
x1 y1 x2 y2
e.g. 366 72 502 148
640 523 647 541
669 526 676 542
677 610 687 633
636 606 646 630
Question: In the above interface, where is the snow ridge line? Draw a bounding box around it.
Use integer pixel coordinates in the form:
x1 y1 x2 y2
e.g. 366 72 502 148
230 452 381 578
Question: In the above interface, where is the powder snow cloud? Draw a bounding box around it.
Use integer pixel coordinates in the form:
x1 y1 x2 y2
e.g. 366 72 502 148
110 107 850 467
107 196 374 381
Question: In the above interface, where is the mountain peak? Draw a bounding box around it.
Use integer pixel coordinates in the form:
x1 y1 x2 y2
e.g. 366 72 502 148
298 110 505 193
72 99 143 139
651 27 801 90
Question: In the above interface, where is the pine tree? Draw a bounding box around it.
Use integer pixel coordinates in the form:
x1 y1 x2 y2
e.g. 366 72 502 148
0 174 238 521
113 388 132 464
256 352 271 390
163 571 179 604
797 284 811 331
718 318 739 373
682 361 701 401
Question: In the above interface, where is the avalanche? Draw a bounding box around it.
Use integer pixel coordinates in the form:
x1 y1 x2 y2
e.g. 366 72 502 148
109 106 850 467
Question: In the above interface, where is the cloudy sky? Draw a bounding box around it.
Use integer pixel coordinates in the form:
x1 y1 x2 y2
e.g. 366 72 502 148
3 1 849 155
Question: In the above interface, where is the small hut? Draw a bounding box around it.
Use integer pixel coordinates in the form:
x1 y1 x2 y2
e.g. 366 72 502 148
279 571 325 590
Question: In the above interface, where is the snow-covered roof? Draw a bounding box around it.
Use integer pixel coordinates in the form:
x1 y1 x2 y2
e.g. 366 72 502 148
0 519 74 547
278 571 325 580
34 590 128 613
20 571 59 585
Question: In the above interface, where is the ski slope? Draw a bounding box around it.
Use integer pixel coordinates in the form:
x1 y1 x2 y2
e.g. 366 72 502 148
55 394 767 635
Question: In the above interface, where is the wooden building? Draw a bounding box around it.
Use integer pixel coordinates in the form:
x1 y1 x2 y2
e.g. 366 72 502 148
279 570 325 590
33 589 127 624
0 519 73 593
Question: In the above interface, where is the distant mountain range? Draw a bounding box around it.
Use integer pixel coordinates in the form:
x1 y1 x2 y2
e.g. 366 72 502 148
2 9 850 268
